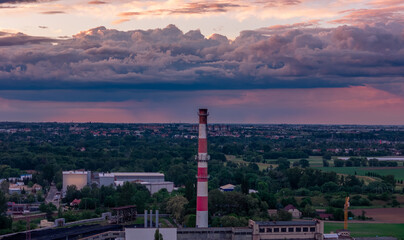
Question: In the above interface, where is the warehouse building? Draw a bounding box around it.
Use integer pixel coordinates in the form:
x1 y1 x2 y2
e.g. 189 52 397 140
62 171 91 194
249 219 324 240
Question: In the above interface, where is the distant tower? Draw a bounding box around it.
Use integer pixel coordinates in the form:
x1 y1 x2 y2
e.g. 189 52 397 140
196 108 209 228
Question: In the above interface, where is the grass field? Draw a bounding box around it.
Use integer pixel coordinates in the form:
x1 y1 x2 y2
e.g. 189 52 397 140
227 154 404 181
314 166 404 181
325 222 404 239
225 155 277 171
290 156 324 167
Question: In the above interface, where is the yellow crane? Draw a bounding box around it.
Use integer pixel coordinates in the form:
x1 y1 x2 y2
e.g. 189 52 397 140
344 197 350 230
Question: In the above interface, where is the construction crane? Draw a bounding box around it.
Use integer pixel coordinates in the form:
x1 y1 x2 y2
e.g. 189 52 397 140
344 197 350 230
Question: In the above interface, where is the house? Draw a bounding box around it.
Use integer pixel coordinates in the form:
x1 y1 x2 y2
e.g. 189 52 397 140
284 204 302 218
32 184 42 193
70 199 81 207
249 189 258 194
219 184 235 192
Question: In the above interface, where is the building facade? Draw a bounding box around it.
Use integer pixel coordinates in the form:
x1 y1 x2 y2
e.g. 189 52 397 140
249 220 324 240
62 171 90 194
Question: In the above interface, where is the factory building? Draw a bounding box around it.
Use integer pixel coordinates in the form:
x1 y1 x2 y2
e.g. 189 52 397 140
97 172 174 194
62 171 91 194
111 172 165 183
63 171 173 195
98 173 115 187
249 220 324 240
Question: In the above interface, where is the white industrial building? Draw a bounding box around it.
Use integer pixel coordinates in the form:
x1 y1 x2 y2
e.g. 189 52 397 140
63 171 173 195
99 173 115 187
139 181 174 194
98 172 174 194
111 172 165 183
62 171 91 194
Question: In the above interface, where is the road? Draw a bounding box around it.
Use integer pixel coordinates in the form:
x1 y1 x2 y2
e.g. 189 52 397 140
45 185 60 208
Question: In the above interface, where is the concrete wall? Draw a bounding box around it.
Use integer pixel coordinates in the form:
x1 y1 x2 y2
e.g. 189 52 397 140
99 175 115 187
141 182 174 194
177 227 252 240
125 228 177 240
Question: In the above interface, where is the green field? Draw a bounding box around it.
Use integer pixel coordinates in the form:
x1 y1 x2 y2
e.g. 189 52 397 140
226 155 277 171
325 222 404 239
314 166 404 181
290 156 324 167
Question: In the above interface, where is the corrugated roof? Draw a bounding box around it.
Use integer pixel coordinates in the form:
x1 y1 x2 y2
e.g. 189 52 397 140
220 184 235 189
112 172 164 177
256 221 317 226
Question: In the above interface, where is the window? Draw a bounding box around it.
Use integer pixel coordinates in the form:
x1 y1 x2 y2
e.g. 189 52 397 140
274 228 279 232
281 228 287 232
259 228 265 233
296 227 301 232
267 228 272 233
303 227 308 232
310 227 316 232
288 228 294 232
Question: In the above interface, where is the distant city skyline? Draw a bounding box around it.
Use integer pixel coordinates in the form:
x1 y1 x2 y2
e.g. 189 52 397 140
0 0 403 124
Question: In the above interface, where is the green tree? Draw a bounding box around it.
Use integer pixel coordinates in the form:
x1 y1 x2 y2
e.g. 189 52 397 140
220 215 246 227
0 191 7 213
241 176 249 194
154 229 163 240
39 203 56 220
299 159 310 168
334 159 344 167
275 210 292 221
277 158 290 171
166 195 188 223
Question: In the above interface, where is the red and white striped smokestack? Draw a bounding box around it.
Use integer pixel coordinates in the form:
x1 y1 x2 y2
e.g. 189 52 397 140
196 108 209 228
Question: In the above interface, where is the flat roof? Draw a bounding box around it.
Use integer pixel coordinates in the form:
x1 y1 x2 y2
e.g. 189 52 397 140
140 181 173 185
63 171 88 174
256 221 317 227
99 173 114 177
112 172 164 177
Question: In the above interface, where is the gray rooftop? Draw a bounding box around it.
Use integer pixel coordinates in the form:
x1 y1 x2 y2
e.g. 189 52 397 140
256 221 317 227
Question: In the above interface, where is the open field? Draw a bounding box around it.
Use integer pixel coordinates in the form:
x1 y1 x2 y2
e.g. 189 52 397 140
289 156 324 167
324 222 404 239
314 166 404 180
350 208 404 223
226 155 277 171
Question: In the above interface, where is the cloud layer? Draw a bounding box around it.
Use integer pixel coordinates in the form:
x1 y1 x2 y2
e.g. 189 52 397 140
0 22 403 97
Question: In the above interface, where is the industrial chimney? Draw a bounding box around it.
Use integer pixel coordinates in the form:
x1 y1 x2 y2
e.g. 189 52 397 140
196 108 209 228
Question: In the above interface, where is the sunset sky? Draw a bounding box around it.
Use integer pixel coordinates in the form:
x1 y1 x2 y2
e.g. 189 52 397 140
0 0 404 124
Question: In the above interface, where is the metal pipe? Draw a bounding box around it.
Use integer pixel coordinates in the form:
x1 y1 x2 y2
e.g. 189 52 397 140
150 210 153 228
156 210 159 228
144 210 147 228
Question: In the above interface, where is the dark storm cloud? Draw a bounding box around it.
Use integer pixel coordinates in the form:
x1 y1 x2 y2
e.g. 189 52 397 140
0 23 403 101
40 10 65 14
0 0 36 3
88 0 107 4
0 32 56 46
0 0 53 3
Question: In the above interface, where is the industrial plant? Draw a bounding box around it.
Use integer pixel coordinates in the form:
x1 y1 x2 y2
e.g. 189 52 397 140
63 171 174 195
0 109 368 240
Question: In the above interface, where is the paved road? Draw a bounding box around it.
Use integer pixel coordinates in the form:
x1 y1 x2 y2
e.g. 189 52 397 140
45 185 60 208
